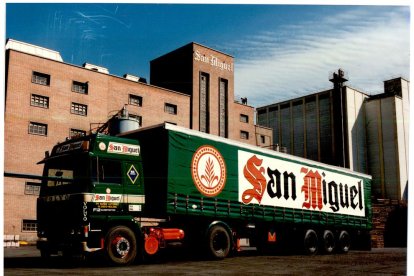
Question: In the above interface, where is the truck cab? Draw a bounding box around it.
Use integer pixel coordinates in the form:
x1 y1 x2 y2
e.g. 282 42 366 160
37 134 145 264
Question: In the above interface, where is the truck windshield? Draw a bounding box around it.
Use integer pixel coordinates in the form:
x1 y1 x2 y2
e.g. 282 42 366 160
43 154 90 188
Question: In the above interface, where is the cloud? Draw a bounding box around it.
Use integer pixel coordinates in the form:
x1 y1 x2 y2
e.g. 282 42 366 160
231 7 410 107
76 11 131 29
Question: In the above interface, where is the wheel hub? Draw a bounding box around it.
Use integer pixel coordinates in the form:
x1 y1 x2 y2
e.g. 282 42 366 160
213 232 226 252
113 236 130 257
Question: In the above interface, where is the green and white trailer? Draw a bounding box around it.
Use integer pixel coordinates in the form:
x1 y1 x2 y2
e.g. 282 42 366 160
37 123 372 265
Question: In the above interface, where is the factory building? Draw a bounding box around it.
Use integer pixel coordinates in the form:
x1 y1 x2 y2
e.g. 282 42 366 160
256 70 409 201
365 78 409 200
4 39 272 241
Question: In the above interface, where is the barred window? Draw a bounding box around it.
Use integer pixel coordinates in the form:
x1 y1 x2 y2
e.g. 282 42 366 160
32 71 50 86
30 94 49 108
240 114 249 123
72 81 88 94
70 128 86 138
22 220 38 232
129 94 143 106
240 131 249 140
25 182 41 195
219 78 228 138
71 102 87 116
164 103 177 115
29 122 47 136
199 72 209 133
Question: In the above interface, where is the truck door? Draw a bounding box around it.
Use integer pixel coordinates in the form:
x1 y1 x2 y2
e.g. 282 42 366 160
92 158 124 212
123 162 145 213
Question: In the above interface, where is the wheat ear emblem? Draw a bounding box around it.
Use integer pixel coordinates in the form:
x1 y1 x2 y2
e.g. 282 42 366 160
201 157 219 187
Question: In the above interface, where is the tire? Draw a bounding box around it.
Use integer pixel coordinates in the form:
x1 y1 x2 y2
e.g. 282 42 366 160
206 225 231 259
337 230 351 254
303 229 318 255
105 226 137 265
322 230 336 254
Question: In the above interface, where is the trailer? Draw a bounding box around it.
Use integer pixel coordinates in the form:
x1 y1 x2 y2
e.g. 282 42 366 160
37 123 372 265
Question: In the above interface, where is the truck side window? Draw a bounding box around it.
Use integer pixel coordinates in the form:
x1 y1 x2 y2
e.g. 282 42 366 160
95 159 122 184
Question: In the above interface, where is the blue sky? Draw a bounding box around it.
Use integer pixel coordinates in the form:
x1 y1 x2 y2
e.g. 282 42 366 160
5 3 411 107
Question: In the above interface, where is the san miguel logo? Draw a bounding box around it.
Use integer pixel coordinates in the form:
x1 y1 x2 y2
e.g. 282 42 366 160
239 151 366 217
107 142 140 156
241 155 268 204
191 145 226 197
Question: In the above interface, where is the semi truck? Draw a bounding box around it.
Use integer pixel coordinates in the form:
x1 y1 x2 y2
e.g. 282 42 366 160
37 122 372 265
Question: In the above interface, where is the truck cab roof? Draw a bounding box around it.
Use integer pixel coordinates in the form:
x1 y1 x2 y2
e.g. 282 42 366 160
38 133 141 164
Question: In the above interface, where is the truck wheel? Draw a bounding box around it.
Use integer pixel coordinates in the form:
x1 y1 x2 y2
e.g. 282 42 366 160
207 225 231 259
105 226 137 265
322 230 336 254
338 230 351 254
303 229 318 255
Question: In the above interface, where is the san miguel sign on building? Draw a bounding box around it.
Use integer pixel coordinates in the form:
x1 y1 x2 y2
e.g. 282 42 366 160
194 50 233 72
238 151 366 217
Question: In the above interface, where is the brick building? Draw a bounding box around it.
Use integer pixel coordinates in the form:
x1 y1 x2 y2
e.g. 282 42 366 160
150 42 271 144
4 39 272 241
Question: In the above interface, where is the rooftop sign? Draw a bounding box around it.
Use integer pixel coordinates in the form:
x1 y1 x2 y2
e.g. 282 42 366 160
194 50 233 72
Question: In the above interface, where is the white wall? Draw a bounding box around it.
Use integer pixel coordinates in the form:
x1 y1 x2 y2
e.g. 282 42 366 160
345 87 368 173
364 78 409 200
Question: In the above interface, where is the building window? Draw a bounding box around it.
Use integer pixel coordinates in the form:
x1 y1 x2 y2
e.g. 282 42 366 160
240 114 249 123
25 182 41 195
32 71 50 86
164 103 177 115
261 135 266 144
72 81 88 94
129 114 142 127
241 131 249 140
29 122 47 136
199 72 210 133
70 128 86 138
71 102 87 116
129 94 143 106
219 78 228 138
30 94 49 108
22 220 37 232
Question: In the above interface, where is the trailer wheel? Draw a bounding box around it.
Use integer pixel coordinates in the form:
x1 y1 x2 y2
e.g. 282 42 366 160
105 226 137 265
322 230 336 254
207 225 231 259
338 230 351 254
303 229 318 255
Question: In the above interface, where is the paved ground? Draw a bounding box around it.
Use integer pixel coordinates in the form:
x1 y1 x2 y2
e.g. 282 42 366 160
3 246 407 275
